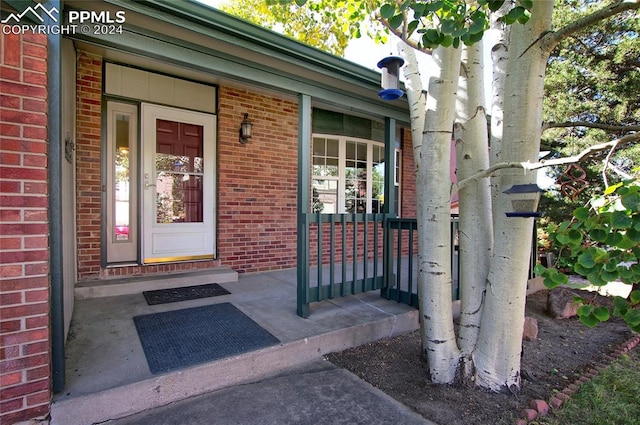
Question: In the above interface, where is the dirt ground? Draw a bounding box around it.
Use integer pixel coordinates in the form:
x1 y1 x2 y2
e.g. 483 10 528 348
325 289 635 425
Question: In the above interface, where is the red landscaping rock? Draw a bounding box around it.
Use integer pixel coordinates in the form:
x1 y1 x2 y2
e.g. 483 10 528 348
515 419 528 425
546 287 581 319
549 396 564 409
521 408 538 421
523 316 538 341
530 399 549 416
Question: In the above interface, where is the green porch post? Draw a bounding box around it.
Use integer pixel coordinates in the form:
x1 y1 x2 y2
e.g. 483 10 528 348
382 117 396 297
296 94 312 317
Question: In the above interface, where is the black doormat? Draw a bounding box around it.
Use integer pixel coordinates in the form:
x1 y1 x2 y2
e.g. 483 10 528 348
133 303 280 374
142 283 230 305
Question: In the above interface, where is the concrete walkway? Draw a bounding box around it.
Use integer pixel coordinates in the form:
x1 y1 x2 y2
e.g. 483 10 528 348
51 268 420 425
106 360 436 425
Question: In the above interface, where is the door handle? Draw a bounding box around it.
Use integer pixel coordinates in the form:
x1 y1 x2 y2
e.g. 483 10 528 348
145 183 156 188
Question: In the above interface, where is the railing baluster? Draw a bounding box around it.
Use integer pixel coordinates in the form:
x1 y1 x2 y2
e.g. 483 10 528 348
329 214 335 299
363 214 368 292
373 214 379 288
407 222 414 304
317 212 322 301
395 220 402 302
352 213 358 294
341 214 347 297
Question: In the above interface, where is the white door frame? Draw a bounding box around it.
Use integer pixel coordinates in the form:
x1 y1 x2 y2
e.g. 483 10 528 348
141 103 216 264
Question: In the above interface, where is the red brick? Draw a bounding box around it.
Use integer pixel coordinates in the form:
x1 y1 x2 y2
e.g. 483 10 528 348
0 398 24 415
2 32 21 66
0 93 21 107
25 262 48 276
23 71 47 86
0 81 47 99
0 320 22 333
0 292 23 306
0 264 22 278
0 276 48 291
530 399 550 416
22 340 48 356
0 353 49 375
0 304 48 322
22 97 47 113
22 125 47 139
1 404 50 425
0 236 22 250
25 289 48 303
0 378 48 401
0 123 21 136
26 365 49 381
0 109 47 126
24 316 48 331
24 236 48 249
22 57 46 73
0 371 23 387
0 209 21 221
22 42 46 58
23 209 48 221
26 390 50 406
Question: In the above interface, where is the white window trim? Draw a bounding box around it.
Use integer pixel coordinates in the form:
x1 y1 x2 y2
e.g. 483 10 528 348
312 133 397 214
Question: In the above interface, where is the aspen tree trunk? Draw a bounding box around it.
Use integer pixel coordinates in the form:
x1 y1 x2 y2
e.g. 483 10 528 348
474 1 554 392
454 42 492 373
402 44 463 383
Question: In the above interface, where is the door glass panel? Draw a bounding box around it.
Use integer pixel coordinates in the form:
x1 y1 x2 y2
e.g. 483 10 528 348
155 119 204 224
114 114 131 241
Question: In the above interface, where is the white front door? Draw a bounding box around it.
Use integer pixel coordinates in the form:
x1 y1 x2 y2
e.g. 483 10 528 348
141 104 216 264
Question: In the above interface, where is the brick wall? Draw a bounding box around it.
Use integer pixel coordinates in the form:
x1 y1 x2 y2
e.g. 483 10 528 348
74 48 416 279
0 29 51 425
216 87 299 273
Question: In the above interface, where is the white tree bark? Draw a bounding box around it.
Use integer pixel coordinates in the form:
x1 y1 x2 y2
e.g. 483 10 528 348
474 1 555 392
402 43 462 383
454 42 492 372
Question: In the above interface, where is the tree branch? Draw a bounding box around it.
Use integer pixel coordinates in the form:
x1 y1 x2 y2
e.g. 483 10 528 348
541 0 640 53
453 133 640 195
542 121 640 133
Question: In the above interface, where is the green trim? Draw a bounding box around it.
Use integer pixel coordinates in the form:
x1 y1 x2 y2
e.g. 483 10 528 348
46 0 65 393
107 0 382 86
296 94 312 318
69 23 407 120
87 0 408 120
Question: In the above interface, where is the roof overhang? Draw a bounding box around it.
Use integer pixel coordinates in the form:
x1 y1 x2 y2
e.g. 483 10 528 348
63 0 409 122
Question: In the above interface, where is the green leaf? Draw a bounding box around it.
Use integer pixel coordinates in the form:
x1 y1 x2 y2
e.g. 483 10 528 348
573 207 590 221
567 229 582 244
630 290 640 305
579 313 598 328
624 309 640 327
606 232 623 247
534 264 548 276
577 252 595 268
550 270 569 285
590 228 608 243
621 192 640 211
440 34 454 47
487 0 505 12
379 4 396 19
502 6 525 25
519 0 533 9
577 304 593 316
593 306 610 322
610 211 632 229
388 13 404 29
600 269 619 283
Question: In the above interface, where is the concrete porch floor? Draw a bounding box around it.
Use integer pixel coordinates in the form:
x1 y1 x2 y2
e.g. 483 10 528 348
51 268 419 425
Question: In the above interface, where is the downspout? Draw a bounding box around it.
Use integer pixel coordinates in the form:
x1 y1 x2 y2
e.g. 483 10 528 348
46 0 65 392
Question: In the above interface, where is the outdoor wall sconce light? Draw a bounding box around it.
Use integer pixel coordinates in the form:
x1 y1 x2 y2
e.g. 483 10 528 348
503 184 544 217
377 56 405 101
239 113 253 144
